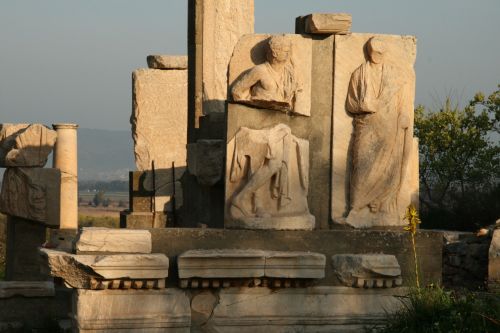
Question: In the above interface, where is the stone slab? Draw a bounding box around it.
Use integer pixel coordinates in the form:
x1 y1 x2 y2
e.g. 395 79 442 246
304 13 352 34
332 254 402 288
227 214 315 231
265 251 326 279
4 216 47 281
75 228 152 254
151 228 443 287
186 139 224 186
201 0 254 115
73 289 191 332
0 123 56 167
0 167 61 226
331 33 418 227
41 249 169 288
207 287 406 332
131 69 187 171
120 210 169 229
488 229 500 291
146 55 187 69
178 249 266 279
0 281 54 298
0 287 71 330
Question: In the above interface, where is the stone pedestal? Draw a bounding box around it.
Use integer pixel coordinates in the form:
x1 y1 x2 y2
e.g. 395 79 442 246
5 216 47 281
52 123 78 230
72 289 191 333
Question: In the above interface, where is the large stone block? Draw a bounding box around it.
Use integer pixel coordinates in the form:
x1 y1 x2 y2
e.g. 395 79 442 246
178 249 266 279
75 228 152 254
265 251 325 279
0 123 56 167
73 289 191 332
131 69 187 172
206 287 406 332
41 249 168 289
0 281 54 298
146 55 187 70
332 254 402 288
303 13 352 34
0 167 61 226
120 211 168 229
194 0 254 117
4 216 47 281
330 33 419 228
151 228 443 287
186 139 224 186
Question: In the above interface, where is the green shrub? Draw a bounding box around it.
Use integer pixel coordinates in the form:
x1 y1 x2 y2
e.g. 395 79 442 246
379 286 500 333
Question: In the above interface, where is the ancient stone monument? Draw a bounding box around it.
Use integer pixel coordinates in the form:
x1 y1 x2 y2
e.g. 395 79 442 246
0 3 451 332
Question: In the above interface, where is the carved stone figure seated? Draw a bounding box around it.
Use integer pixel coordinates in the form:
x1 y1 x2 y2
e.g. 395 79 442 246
226 124 314 230
231 35 302 113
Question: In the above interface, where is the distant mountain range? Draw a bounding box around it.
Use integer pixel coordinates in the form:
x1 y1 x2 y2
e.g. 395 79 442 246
78 128 135 181
0 128 135 181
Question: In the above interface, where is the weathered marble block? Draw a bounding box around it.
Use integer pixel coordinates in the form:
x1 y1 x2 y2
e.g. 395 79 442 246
331 33 419 228
488 229 500 292
178 249 326 280
187 139 224 186
0 167 61 225
0 281 54 298
303 13 352 34
147 55 187 70
41 249 168 289
131 68 187 172
75 228 152 254
206 287 407 333
178 249 266 279
332 254 402 288
73 289 191 333
265 251 325 279
192 0 255 118
0 123 56 167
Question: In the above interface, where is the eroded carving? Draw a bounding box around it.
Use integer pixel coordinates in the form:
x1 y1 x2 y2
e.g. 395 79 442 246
0 167 60 224
231 35 303 114
331 254 403 288
227 124 314 229
345 37 414 227
0 123 56 167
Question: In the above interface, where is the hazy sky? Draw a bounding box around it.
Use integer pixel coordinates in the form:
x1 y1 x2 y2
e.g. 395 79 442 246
1 0 499 130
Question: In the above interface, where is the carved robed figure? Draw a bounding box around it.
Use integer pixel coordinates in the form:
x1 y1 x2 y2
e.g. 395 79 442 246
345 37 414 226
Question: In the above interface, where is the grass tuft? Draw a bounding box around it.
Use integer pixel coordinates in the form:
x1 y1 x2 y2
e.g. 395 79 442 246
379 286 500 333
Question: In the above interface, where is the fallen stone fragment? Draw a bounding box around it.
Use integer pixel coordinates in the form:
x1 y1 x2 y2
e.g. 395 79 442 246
0 123 57 167
331 254 402 288
304 13 352 34
75 228 152 254
40 248 169 289
146 55 188 69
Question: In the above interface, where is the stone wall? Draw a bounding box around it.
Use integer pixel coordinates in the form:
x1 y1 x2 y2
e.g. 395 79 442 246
442 231 490 290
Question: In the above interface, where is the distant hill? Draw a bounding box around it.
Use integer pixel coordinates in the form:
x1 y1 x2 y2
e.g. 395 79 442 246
0 128 135 181
78 128 135 181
